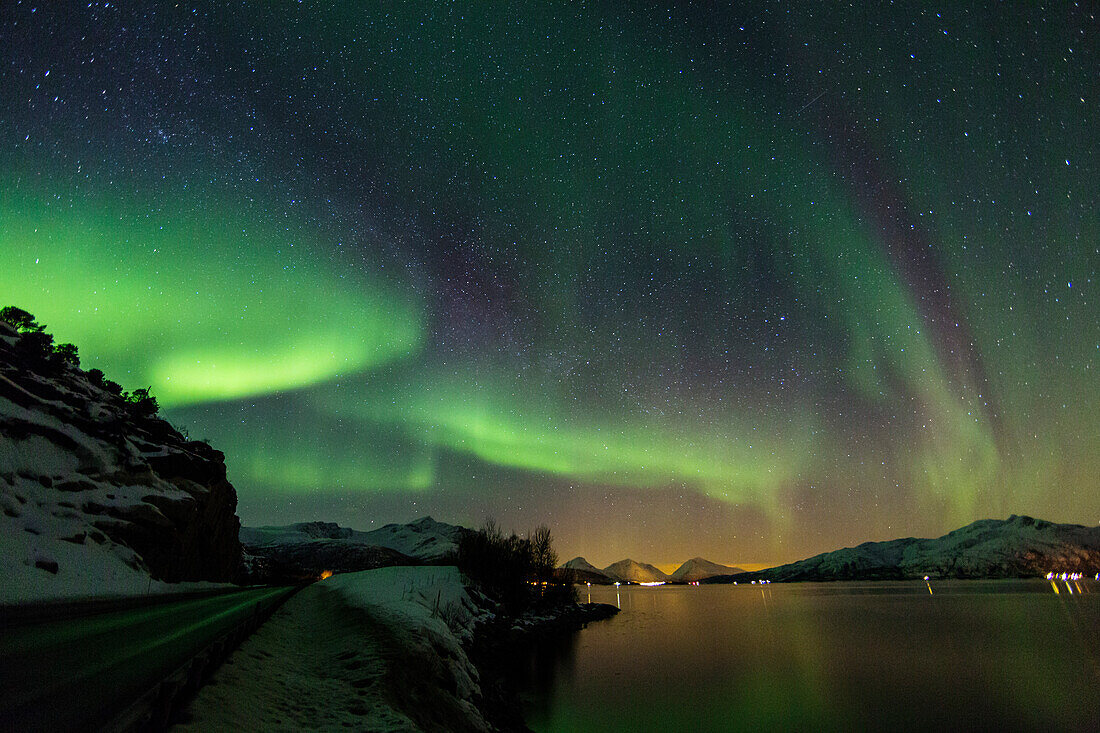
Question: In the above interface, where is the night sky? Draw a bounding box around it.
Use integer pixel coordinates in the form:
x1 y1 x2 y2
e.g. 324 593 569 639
2 2 1097 567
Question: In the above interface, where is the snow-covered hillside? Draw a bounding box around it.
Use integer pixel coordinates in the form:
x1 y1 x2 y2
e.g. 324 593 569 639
602 558 670 583
560 556 613 584
0 318 240 604
240 516 472 577
726 515 1100 582
359 516 471 560
670 557 746 582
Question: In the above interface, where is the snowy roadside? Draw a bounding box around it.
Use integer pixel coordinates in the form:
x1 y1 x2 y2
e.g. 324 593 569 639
171 566 497 733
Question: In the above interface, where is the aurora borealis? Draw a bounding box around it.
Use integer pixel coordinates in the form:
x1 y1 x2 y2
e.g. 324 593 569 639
2 3 1096 565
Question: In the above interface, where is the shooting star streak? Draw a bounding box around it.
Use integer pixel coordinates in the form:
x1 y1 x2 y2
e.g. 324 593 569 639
796 90 826 114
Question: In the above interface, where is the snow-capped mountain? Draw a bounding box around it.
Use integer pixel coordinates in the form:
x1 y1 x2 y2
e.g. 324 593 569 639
717 515 1100 582
240 516 472 577
670 557 746 582
360 516 472 561
602 558 670 583
0 317 241 604
560 556 613 584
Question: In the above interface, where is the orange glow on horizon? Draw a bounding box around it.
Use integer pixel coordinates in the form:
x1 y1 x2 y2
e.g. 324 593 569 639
652 561 776 575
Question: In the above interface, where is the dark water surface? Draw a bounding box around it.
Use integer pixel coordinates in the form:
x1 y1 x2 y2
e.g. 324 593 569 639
520 580 1100 732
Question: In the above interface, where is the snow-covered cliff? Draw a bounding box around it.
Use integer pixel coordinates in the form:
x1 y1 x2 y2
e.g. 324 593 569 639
0 318 241 603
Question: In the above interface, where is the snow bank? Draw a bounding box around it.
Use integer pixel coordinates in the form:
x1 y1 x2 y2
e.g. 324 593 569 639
175 566 495 733
326 565 486 641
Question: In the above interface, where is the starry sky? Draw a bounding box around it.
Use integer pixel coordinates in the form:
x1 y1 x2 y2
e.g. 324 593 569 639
2 2 1097 566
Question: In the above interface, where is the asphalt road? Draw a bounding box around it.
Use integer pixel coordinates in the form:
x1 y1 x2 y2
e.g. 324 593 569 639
0 586 296 731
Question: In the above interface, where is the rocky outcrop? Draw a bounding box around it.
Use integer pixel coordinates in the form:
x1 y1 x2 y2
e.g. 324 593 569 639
1 318 241 598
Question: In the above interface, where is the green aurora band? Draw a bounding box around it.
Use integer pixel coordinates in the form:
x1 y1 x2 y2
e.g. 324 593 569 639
314 366 815 502
1 2 1096 560
0 185 422 406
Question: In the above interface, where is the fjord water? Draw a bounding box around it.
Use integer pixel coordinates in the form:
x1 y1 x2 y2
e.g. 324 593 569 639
521 581 1100 732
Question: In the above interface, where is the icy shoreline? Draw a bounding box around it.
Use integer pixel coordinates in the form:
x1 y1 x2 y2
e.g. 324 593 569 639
171 566 616 732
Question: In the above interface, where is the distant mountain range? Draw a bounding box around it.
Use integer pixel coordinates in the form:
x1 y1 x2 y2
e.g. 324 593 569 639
707 515 1100 583
241 517 472 578
560 556 745 584
559 515 1100 586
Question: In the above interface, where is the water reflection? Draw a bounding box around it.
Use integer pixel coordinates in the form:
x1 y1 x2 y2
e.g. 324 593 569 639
522 580 1100 732
510 627 580 725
